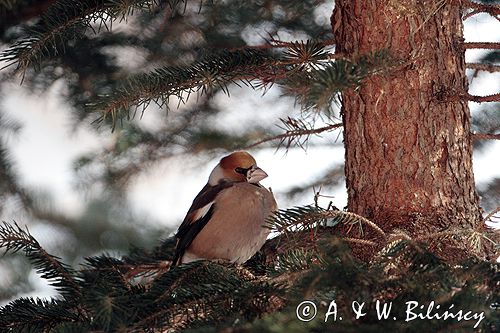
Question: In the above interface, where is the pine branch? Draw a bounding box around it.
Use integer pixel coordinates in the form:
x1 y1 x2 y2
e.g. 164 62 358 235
232 38 334 53
414 227 498 257
245 119 342 149
130 261 284 330
271 248 323 273
91 48 274 130
0 0 161 72
281 49 401 112
0 222 81 300
91 40 334 130
0 298 81 331
88 41 396 130
0 220 496 331
281 39 332 70
267 205 385 239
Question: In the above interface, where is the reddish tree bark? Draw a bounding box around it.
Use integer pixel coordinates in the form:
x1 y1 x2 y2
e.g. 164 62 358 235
332 1 483 248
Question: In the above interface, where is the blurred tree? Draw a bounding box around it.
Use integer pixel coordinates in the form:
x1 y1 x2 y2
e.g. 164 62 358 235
0 0 499 332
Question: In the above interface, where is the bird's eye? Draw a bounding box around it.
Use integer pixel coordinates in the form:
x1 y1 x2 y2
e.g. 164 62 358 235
235 167 247 175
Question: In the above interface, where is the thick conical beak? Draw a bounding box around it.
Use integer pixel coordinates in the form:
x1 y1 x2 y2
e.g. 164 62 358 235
247 166 268 184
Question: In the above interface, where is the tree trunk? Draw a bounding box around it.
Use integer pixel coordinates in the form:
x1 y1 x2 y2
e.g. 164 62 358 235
332 1 483 255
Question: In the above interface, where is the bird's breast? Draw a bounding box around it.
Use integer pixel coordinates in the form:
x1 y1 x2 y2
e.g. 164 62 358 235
183 182 276 264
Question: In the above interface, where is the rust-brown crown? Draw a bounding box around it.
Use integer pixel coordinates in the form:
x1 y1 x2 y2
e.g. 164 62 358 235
219 151 257 181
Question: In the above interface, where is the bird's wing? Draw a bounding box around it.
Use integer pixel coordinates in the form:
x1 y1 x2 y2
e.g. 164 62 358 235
183 182 277 264
172 181 234 266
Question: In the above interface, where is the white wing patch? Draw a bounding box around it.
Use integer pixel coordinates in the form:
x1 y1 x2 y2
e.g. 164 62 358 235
192 202 215 222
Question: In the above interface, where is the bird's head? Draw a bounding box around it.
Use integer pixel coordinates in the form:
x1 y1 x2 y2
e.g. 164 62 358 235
208 151 268 185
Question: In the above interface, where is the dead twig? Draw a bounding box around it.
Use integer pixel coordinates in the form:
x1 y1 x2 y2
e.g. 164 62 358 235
466 63 500 73
463 42 500 49
467 92 500 103
245 123 342 149
472 133 500 140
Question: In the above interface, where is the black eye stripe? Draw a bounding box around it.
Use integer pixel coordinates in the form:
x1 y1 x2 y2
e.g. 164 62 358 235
235 167 251 175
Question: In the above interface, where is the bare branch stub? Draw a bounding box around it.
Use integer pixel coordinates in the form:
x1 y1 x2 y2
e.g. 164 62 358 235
463 42 500 50
467 93 500 103
472 133 500 140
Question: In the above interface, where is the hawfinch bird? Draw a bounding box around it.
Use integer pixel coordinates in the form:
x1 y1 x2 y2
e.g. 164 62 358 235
171 151 277 266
